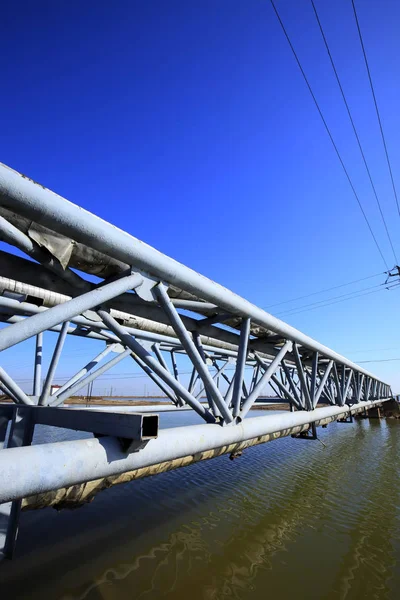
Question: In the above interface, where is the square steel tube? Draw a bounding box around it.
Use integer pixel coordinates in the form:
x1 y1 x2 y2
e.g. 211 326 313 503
18 406 158 441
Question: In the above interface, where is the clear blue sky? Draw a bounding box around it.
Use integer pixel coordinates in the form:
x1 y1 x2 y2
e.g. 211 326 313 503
1 0 400 394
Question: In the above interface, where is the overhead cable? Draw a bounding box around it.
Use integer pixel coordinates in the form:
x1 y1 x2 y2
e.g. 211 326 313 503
270 0 390 269
352 0 400 219
312 0 398 264
278 281 398 317
265 271 384 309
276 281 385 316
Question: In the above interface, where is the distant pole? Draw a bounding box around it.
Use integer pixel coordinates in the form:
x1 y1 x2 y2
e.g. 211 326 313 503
33 332 43 397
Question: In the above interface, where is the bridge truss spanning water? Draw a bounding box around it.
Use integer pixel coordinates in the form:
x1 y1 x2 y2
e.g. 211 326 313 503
0 162 393 560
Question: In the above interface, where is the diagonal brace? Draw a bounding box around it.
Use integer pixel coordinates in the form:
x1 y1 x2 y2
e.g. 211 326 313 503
97 309 215 423
0 272 143 352
312 360 333 409
240 341 292 419
155 284 233 423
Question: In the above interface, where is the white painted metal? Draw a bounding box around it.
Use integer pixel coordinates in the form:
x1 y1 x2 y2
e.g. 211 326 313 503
0 162 389 380
0 399 389 504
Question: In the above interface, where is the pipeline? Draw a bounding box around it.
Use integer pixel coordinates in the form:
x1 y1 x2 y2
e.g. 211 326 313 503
21 403 381 511
0 162 390 381
0 399 390 509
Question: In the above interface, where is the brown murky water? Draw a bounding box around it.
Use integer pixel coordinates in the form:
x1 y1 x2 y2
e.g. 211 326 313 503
0 413 399 599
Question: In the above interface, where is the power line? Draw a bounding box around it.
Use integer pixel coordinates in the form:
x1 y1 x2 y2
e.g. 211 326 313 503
281 287 380 317
278 281 398 317
345 347 400 355
358 358 400 364
265 271 383 309
352 0 400 219
276 281 385 316
311 0 398 265
269 0 390 270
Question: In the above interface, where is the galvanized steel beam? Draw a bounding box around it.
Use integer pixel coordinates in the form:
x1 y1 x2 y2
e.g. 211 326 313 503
0 162 390 382
0 399 390 506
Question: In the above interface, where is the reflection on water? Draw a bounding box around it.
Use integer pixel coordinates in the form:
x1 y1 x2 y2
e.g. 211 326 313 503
0 415 399 599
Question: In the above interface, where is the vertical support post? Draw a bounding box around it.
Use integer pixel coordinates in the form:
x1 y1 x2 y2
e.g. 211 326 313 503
231 318 251 418
33 332 43 397
332 364 343 406
0 407 34 561
293 344 312 410
39 321 70 405
310 352 318 408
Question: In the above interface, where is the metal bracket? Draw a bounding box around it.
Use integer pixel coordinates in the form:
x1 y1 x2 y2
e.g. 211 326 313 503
93 434 150 453
20 406 159 451
291 421 318 440
0 405 35 561
337 411 353 423
135 272 160 302
229 450 243 460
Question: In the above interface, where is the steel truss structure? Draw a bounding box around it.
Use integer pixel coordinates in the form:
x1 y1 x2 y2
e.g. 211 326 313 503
0 162 393 560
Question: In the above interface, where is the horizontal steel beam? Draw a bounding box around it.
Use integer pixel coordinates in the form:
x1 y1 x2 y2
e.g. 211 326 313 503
6 405 158 441
0 272 143 352
0 287 257 359
0 295 243 360
61 402 275 413
0 398 390 504
0 163 389 383
22 403 382 511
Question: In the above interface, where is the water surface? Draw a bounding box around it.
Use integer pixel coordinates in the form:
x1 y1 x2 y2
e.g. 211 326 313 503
0 414 399 599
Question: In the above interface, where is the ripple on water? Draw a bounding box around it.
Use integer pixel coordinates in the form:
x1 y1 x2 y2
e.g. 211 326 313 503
1 418 400 600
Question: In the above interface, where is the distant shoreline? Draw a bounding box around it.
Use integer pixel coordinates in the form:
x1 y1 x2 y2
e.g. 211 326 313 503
0 395 285 409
